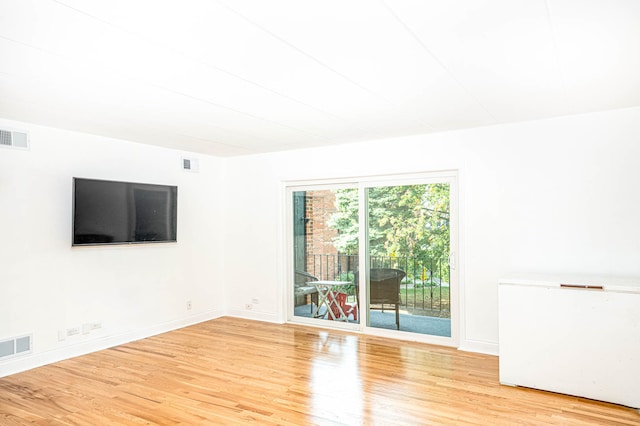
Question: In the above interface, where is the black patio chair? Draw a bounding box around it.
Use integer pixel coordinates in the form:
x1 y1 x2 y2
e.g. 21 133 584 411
356 268 406 330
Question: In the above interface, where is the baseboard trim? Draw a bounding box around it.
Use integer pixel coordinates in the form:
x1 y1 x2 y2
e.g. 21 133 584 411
458 339 499 356
226 310 283 324
0 310 224 378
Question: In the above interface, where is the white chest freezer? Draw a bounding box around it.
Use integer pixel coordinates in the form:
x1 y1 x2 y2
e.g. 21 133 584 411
498 275 640 408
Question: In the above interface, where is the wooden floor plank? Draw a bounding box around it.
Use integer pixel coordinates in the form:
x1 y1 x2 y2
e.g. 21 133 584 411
0 317 638 425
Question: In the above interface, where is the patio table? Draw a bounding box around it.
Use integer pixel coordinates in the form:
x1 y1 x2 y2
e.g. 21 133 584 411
308 280 354 321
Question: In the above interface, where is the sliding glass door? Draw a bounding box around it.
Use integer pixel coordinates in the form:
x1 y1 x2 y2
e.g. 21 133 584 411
291 186 360 328
364 182 452 338
288 173 457 343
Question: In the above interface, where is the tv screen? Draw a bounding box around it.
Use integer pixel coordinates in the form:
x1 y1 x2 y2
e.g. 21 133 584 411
73 178 177 246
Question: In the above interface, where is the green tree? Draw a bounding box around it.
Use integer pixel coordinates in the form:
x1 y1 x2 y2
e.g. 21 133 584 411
328 184 450 279
328 188 359 254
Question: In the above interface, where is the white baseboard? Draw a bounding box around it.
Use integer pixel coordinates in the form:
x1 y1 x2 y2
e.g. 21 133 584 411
0 309 224 378
226 309 283 324
458 339 499 356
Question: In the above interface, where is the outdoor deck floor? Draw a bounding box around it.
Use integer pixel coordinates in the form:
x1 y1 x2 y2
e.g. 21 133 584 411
294 304 451 336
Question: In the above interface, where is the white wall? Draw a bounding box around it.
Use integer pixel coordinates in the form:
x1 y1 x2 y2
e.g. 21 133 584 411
222 107 640 354
2 107 639 373
0 118 225 376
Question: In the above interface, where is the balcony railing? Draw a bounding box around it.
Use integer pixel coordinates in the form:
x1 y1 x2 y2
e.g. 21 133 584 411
307 253 450 317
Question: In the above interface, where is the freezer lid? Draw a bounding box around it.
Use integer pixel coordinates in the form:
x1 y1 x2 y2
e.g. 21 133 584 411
499 274 640 293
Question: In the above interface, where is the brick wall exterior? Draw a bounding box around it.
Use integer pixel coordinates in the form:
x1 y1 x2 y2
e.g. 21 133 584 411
304 190 338 274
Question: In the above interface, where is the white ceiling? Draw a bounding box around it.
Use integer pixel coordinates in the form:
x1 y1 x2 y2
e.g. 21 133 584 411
1 0 639 156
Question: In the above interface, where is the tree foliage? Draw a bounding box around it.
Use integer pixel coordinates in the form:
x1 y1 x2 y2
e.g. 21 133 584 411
328 188 359 254
328 184 450 264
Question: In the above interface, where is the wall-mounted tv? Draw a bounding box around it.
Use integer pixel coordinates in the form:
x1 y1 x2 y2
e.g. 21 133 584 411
73 178 177 246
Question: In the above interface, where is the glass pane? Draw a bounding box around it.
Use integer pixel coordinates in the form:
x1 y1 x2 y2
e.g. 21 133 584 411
292 189 359 323
366 183 451 337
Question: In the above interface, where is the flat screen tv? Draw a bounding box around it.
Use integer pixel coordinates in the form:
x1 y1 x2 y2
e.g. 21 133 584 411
73 178 177 246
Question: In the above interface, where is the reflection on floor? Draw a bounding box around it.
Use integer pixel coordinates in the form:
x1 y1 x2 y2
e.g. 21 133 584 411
294 304 451 337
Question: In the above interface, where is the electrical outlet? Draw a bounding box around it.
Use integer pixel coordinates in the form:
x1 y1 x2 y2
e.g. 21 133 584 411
90 322 102 331
82 324 91 335
251 298 259 304
187 300 192 310
57 330 66 342
245 303 252 310
67 327 80 337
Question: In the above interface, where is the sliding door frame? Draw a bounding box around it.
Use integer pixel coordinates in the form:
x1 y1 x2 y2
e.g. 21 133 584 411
357 172 459 347
284 171 460 347
284 180 361 332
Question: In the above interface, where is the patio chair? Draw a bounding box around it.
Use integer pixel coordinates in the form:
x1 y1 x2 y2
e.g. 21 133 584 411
294 270 319 315
356 268 406 330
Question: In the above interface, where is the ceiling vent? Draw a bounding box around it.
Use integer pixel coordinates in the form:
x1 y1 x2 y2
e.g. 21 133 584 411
182 157 199 173
0 128 29 149
0 334 32 360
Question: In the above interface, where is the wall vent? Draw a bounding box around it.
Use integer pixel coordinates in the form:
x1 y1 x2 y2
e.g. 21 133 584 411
0 128 30 149
0 334 33 360
182 157 199 173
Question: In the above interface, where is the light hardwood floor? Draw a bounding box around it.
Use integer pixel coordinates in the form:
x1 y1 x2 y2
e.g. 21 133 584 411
1 317 638 425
